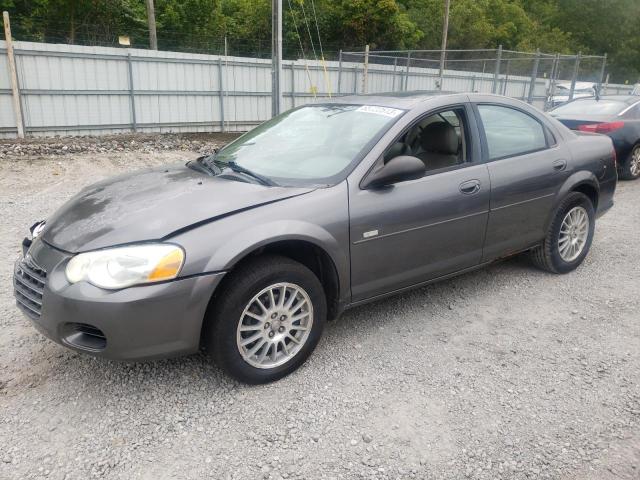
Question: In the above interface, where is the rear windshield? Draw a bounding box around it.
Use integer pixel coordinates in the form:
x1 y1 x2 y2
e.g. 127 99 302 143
551 99 626 116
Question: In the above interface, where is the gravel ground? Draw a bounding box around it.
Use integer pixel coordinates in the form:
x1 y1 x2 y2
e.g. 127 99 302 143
0 135 639 480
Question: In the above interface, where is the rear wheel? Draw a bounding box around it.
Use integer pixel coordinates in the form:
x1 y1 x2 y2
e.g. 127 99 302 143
206 255 326 384
620 144 640 180
530 192 595 274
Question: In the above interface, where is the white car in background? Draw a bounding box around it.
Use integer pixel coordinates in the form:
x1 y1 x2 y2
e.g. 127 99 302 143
546 81 596 109
632 84 640 95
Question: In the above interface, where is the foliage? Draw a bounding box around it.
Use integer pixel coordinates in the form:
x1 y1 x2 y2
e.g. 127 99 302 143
0 0 638 82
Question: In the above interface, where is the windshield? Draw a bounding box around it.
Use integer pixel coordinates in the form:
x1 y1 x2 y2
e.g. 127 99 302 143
209 104 404 186
551 99 626 116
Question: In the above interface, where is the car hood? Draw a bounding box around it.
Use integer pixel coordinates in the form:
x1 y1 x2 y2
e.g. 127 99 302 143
42 164 314 253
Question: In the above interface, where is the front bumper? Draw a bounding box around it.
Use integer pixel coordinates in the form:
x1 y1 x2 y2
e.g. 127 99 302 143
14 238 225 361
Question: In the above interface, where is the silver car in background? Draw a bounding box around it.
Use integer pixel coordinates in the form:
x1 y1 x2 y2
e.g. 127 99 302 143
546 81 596 110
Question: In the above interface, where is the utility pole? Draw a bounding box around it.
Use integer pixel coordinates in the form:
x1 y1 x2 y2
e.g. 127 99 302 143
3 11 25 138
361 44 369 94
271 0 283 116
438 0 451 90
146 0 158 50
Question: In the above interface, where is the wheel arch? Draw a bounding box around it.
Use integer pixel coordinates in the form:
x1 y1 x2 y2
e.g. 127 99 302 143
197 218 350 326
570 182 599 210
226 239 343 321
546 171 599 231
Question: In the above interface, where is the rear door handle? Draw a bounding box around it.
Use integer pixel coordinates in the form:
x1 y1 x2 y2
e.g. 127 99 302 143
553 159 567 171
459 179 481 195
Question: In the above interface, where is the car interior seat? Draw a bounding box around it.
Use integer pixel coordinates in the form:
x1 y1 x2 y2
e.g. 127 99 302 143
415 121 460 170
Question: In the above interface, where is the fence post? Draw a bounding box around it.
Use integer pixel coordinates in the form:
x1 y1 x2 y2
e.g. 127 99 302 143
353 65 358 94
361 44 369 94
471 75 476 92
3 11 25 138
392 57 398 91
527 49 540 104
547 53 559 102
502 59 510 95
603 73 610 95
492 45 502 94
337 50 342 95
404 51 412 91
438 48 445 91
568 52 581 101
217 57 226 133
290 63 295 108
598 53 607 93
126 52 137 133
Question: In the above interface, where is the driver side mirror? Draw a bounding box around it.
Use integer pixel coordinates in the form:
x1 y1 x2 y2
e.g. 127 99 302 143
361 155 426 189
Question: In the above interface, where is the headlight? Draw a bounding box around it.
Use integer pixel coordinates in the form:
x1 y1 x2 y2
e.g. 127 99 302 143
65 244 185 289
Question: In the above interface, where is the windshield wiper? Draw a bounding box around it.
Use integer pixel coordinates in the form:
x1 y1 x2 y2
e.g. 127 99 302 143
187 155 221 175
203 155 277 187
226 161 277 186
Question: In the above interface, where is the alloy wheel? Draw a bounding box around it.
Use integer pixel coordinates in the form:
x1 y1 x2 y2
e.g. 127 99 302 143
630 147 640 177
558 206 589 262
236 282 313 369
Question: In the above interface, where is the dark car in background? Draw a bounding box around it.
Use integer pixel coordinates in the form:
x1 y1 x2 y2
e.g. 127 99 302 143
15 92 617 383
550 95 640 180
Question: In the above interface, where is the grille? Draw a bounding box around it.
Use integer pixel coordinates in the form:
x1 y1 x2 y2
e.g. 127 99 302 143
14 257 47 318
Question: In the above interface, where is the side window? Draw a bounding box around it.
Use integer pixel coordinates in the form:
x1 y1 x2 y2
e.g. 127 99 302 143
384 108 468 173
478 105 548 160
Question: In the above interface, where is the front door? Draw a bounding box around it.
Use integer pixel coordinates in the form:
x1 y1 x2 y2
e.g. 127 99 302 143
349 105 490 302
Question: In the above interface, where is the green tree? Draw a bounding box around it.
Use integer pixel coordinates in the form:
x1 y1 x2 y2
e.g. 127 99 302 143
0 0 637 81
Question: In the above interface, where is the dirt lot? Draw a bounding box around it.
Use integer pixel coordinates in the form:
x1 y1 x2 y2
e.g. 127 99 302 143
0 135 638 480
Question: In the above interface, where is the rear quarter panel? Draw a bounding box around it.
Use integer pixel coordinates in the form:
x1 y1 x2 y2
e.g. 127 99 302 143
558 131 617 217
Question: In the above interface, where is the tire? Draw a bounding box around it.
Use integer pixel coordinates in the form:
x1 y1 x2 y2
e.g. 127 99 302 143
620 144 640 180
206 255 326 384
530 192 595 274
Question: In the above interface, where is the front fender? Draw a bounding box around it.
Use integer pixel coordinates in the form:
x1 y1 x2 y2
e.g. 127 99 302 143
171 183 351 303
206 220 347 278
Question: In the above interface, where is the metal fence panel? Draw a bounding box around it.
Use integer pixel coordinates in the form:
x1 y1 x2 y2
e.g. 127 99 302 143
0 41 632 138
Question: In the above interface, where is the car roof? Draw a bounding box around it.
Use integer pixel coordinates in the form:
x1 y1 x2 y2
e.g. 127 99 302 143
556 81 595 89
330 91 519 110
331 91 457 109
572 95 640 105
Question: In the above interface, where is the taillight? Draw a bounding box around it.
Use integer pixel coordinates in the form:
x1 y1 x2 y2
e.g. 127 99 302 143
578 121 625 133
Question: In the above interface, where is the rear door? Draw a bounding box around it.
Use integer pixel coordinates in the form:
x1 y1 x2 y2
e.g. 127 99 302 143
474 102 573 261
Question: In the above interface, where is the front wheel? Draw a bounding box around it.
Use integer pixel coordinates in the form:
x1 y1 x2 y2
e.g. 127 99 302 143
530 192 595 274
620 144 640 180
206 255 326 384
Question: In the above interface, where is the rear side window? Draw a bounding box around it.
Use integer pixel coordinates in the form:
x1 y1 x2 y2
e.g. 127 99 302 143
478 105 547 160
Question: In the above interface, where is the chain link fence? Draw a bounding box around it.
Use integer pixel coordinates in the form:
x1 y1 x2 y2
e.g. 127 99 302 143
339 47 628 111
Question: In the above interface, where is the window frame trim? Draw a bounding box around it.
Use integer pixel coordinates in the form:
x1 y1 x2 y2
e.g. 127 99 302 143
359 103 479 189
473 102 554 163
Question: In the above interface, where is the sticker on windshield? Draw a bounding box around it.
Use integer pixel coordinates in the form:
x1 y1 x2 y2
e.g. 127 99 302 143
356 105 403 118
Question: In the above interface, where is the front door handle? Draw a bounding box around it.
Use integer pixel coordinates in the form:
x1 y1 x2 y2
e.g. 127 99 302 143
459 179 481 195
553 159 567 171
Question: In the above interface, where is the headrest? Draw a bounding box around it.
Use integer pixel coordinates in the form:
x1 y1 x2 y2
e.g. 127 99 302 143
419 121 458 155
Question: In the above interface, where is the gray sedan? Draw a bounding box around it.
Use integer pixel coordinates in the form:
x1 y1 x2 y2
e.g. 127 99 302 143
14 92 617 383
